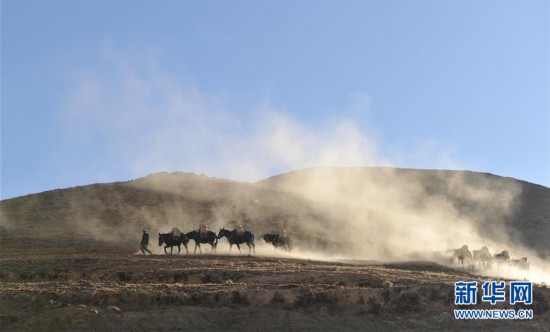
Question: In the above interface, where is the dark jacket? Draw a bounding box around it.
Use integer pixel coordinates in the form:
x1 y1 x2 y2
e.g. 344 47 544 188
141 233 149 245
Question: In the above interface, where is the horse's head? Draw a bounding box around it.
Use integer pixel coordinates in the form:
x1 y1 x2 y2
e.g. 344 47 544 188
217 228 226 238
158 233 165 246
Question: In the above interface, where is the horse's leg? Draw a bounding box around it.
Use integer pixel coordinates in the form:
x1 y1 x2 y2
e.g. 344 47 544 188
185 244 189 255
236 243 241 254
211 237 216 252
246 242 252 255
164 246 168 255
194 243 198 254
177 244 181 255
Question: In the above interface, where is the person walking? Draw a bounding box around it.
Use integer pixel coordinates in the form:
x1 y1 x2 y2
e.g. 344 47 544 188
141 229 152 255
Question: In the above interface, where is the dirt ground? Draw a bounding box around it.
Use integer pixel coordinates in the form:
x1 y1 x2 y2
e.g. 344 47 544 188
1 244 549 332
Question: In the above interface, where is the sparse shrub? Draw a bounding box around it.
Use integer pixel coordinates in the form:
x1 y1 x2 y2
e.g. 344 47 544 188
116 272 132 282
173 272 188 282
190 292 200 304
271 292 286 304
157 273 169 282
295 289 314 307
383 289 391 304
315 291 337 304
367 297 382 315
394 292 422 314
231 291 248 305
429 286 441 301
201 274 213 283
533 291 549 314
357 277 385 288
200 273 221 283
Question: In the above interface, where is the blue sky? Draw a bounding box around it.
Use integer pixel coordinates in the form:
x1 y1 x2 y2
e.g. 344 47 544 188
1 0 549 199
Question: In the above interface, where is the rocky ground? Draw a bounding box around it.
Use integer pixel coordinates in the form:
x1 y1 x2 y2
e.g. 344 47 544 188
1 246 549 331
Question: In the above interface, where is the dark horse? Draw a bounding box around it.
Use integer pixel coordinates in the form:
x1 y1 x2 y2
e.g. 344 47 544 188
158 233 189 255
263 233 293 252
217 228 256 254
186 230 218 254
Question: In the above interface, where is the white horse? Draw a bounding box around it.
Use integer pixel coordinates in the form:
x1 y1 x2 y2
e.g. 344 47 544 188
511 257 530 273
450 245 473 268
472 246 493 270
493 250 511 271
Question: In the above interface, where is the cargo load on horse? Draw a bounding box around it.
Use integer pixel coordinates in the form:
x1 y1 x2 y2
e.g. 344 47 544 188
171 227 181 240
199 223 209 238
234 225 244 237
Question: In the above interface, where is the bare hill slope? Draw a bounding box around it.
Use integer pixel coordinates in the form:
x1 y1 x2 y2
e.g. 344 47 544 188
2 168 550 330
1 168 549 258
0 172 330 252
258 167 550 258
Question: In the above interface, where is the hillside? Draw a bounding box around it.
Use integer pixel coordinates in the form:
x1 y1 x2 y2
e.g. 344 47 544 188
0 172 332 253
1 168 549 260
259 167 550 259
2 168 550 330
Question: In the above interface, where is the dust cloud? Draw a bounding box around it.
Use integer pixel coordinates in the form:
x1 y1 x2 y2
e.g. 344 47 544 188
61 54 549 283
57 166 550 284
253 167 550 284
